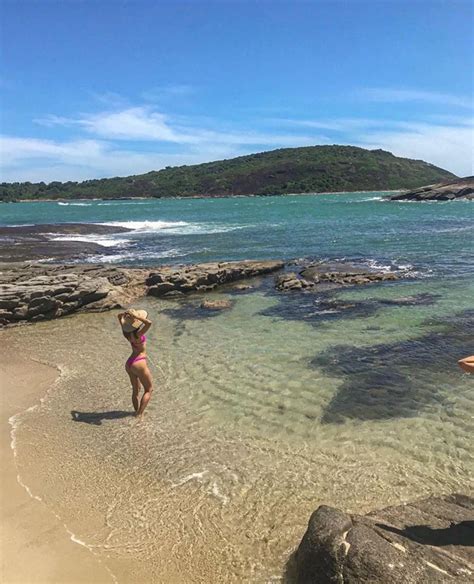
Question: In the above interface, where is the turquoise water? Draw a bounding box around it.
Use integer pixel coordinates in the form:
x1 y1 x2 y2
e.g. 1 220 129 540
3 192 474 582
2 193 473 277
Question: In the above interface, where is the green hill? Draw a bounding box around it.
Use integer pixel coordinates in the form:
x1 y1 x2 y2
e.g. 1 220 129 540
0 145 456 201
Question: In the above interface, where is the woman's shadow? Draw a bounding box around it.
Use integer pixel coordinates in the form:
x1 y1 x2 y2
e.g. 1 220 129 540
71 410 133 426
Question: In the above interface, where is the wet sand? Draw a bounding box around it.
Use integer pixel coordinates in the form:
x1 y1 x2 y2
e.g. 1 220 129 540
0 350 115 583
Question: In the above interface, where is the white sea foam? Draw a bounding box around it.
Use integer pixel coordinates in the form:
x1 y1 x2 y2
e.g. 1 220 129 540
85 248 184 264
171 471 229 505
99 220 251 235
57 202 92 206
97 201 153 206
171 471 209 487
364 258 397 273
48 234 131 248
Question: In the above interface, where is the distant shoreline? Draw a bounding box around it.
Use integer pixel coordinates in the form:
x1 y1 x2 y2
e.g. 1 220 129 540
3 189 404 204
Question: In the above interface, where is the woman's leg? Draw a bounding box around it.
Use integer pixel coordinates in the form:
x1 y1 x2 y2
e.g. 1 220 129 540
134 364 153 417
127 369 141 412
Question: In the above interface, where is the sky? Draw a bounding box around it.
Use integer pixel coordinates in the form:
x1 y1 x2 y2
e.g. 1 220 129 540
1 0 473 183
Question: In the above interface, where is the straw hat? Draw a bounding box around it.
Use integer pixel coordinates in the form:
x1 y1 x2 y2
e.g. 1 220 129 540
121 309 148 333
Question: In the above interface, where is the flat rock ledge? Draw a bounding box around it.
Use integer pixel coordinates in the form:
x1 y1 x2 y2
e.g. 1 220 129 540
146 260 284 297
293 493 474 583
0 260 283 326
276 263 398 291
389 177 474 202
0 264 149 326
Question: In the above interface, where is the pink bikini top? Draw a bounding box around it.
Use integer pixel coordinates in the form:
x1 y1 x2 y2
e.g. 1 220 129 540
130 335 146 347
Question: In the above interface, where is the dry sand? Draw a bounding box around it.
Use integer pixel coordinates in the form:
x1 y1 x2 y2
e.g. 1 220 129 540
0 350 115 584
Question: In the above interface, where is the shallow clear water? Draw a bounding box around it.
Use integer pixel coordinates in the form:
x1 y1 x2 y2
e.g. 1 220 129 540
3 193 474 582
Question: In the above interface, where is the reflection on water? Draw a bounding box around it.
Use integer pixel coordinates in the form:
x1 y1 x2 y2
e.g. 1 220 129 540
6 278 474 583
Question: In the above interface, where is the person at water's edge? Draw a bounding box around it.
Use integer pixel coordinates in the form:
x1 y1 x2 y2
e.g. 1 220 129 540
118 309 153 418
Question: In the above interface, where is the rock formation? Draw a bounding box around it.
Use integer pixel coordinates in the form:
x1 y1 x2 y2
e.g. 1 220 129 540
146 260 284 297
0 260 283 326
0 259 404 327
293 493 474 583
0 264 148 326
275 263 398 291
389 177 474 201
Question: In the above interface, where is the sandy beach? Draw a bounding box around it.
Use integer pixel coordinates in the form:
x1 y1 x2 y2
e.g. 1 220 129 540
0 350 116 583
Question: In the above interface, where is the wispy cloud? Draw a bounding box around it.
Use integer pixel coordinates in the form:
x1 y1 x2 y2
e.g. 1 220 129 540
356 121 474 177
1 101 326 181
0 135 248 182
6 100 474 182
358 87 473 109
35 106 324 146
271 116 474 176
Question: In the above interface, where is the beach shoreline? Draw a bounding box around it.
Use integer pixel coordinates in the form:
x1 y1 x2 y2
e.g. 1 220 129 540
0 349 118 583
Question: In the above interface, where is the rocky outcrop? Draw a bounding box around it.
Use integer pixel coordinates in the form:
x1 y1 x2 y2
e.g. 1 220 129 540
146 260 284 297
389 177 474 201
0 260 283 326
0 259 403 326
0 264 148 326
293 493 474 583
0 223 132 262
275 263 399 291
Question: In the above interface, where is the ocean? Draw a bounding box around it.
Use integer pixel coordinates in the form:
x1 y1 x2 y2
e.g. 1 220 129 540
3 192 473 582
2 192 473 275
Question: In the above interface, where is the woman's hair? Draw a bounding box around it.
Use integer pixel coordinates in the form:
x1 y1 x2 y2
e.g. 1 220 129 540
123 327 140 341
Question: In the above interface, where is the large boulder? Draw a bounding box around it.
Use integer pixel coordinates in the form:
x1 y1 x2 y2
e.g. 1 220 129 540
293 494 474 583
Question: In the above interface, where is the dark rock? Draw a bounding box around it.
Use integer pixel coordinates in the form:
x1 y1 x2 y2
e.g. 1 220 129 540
147 281 176 296
389 177 474 201
146 273 166 286
295 505 352 583
294 494 474 583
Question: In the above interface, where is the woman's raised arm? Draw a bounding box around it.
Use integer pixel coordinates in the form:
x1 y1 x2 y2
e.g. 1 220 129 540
135 314 152 336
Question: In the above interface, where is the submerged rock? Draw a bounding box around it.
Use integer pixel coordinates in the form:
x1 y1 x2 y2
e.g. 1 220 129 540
200 299 233 310
311 309 473 423
293 493 474 583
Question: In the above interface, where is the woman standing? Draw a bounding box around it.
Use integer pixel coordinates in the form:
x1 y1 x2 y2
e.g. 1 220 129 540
118 309 154 418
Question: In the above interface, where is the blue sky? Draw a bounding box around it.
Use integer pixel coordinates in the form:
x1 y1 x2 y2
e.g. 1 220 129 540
1 0 473 182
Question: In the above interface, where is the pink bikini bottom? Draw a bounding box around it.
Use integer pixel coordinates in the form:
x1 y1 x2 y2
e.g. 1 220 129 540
126 355 146 369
